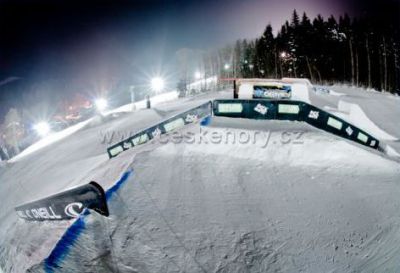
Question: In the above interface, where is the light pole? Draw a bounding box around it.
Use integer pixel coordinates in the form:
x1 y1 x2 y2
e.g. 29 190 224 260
224 63 231 78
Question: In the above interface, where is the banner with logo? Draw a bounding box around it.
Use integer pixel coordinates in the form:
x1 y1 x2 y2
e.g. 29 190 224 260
213 99 379 149
15 182 109 221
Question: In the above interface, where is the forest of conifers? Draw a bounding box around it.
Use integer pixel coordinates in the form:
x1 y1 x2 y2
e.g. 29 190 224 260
207 8 399 92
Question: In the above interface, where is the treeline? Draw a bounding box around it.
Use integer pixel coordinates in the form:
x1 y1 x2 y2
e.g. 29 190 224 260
197 9 399 92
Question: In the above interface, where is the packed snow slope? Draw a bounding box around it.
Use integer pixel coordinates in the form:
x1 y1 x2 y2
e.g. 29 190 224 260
31 118 400 273
1 85 400 272
0 91 226 272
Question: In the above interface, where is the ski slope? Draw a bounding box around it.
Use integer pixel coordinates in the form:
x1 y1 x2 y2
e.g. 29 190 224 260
1 85 400 272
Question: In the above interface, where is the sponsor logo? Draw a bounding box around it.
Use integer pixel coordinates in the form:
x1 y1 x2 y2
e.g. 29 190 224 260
345 126 353 136
370 140 376 146
185 114 198 123
254 103 268 115
16 206 62 220
64 202 83 218
308 110 319 119
123 141 132 149
152 128 161 138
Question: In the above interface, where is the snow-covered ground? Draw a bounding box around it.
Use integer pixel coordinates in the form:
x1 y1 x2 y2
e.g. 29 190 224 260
1 85 400 272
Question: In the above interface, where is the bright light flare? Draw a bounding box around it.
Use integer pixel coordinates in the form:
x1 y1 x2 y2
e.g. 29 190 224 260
224 64 230 70
95 98 108 111
151 77 164 92
194 71 201 79
280 51 287 58
34 122 51 137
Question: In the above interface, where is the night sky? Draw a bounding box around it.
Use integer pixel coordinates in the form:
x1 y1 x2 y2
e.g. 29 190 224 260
0 0 393 120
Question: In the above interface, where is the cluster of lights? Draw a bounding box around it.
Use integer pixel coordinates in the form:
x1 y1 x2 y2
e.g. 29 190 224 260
33 76 168 138
280 51 288 58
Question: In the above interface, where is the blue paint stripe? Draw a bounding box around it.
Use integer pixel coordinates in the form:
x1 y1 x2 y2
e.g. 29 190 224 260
43 169 133 272
105 170 132 200
200 115 212 126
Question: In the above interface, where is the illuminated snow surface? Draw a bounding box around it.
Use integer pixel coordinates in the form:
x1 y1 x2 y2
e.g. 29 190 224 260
1 86 400 273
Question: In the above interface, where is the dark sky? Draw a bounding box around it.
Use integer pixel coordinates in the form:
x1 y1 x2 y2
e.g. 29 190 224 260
0 0 359 78
0 0 392 120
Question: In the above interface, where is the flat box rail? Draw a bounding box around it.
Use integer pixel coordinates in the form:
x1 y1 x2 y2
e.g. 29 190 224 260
107 101 212 158
213 99 379 149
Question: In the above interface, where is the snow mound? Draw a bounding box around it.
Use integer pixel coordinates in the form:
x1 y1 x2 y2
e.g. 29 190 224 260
291 83 311 103
281 77 313 88
327 101 398 141
386 145 400 157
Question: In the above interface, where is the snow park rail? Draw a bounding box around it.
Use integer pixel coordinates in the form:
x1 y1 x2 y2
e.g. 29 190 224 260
107 101 213 158
107 99 380 159
15 182 109 221
213 99 380 149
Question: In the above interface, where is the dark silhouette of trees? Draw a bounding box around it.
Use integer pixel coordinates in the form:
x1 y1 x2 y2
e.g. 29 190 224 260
217 8 399 93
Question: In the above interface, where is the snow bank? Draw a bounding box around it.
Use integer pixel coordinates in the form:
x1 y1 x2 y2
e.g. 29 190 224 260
237 83 253 99
291 83 311 103
328 89 346 96
9 118 93 163
281 77 313 88
386 145 400 157
335 101 398 141
106 91 179 114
